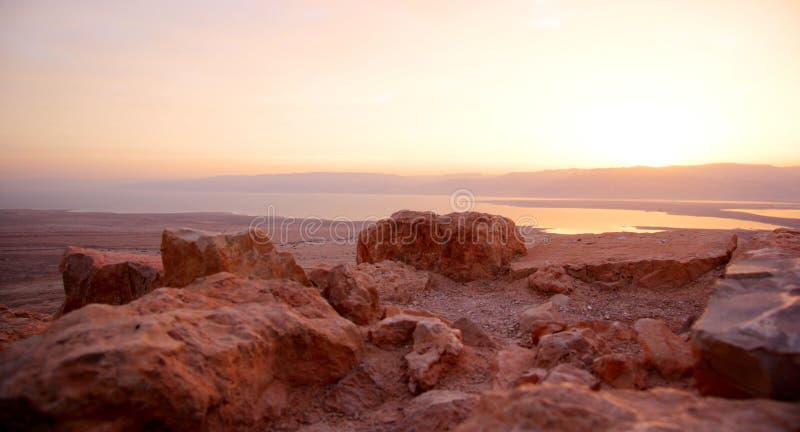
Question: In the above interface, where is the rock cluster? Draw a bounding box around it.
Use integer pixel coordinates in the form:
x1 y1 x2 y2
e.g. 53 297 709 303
369 313 464 393
0 273 362 430
357 210 527 282
692 228 800 400
58 247 163 317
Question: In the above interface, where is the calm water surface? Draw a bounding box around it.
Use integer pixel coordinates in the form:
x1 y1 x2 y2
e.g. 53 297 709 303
1 188 796 234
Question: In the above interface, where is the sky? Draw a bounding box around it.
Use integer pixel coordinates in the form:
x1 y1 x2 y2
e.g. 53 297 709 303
1 0 799 179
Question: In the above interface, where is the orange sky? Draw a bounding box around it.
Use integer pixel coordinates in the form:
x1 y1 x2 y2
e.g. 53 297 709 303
1 0 799 179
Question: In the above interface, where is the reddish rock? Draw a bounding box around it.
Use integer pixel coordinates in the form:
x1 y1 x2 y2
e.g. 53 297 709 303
369 314 424 347
307 264 334 292
357 210 527 282
401 390 477 431
534 328 606 369
453 317 496 349
455 383 800 432
693 229 800 400
543 363 601 390
592 354 647 390
354 260 431 304
527 267 577 294
406 318 464 393
634 318 693 379
494 346 538 389
0 306 50 350
513 368 549 387
0 273 362 430
161 228 309 287
520 301 565 345
58 247 163 317
322 264 383 325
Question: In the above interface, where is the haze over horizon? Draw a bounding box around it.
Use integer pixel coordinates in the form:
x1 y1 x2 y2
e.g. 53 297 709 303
2 1 800 179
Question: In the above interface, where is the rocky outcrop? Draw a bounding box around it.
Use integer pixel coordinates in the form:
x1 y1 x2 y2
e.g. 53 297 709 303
455 383 800 432
0 273 362 430
321 264 383 325
634 318 693 379
58 247 163 317
161 228 309 287
0 306 50 350
511 230 737 289
357 211 527 282
692 228 800 400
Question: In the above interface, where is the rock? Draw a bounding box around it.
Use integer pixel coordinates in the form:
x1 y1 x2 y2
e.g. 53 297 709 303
325 366 383 416
455 383 800 432
406 318 464 393
353 260 430 304
692 229 800 400
401 390 477 431
160 228 309 287
58 247 163 317
357 210 527 282
369 313 423 347
323 264 383 325
494 346 537 389
634 318 692 379
519 301 565 344
592 354 647 389
453 317 496 349
534 328 605 369
543 363 601 389
307 264 334 291
0 306 50 350
511 230 737 289
326 350 407 417
0 273 362 430
527 267 577 294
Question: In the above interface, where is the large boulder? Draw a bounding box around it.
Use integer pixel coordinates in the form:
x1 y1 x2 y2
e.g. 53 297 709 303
692 228 800 400
322 264 383 325
0 273 362 430
58 247 163 317
357 211 527 282
455 383 800 432
161 228 309 287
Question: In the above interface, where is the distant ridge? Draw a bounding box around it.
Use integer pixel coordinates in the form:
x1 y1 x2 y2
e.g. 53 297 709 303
127 164 800 202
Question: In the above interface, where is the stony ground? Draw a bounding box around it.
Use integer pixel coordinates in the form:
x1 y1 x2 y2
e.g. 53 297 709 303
2 210 796 431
